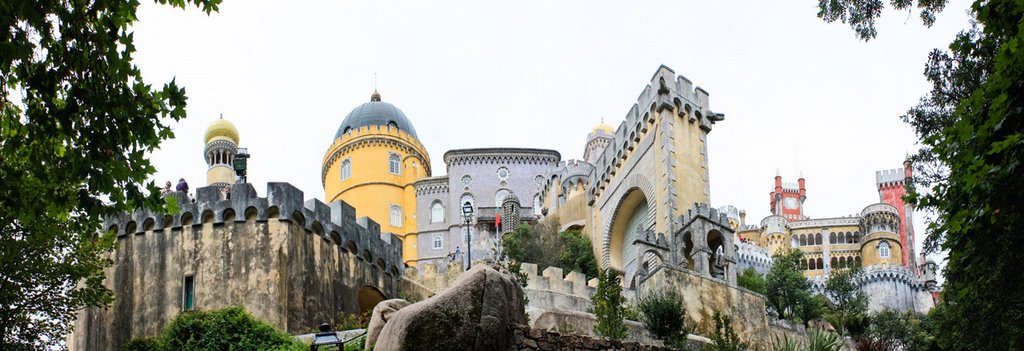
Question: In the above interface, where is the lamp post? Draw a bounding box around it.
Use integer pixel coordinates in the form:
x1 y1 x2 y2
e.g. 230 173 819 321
461 201 474 271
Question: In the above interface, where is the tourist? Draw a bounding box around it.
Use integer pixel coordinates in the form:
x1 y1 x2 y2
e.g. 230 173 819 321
160 181 172 195
176 178 189 193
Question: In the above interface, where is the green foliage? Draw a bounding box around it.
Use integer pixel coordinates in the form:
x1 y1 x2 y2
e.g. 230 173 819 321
765 249 815 323
772 333 802 351
638 289 690 348
863 309 936 351
703 312 748 351
819 1 1024 348
343 335 368 351
336 311 369 331
822 266 868 336
736 267 767 295
805 328 843 351
0 0 220 349
502 222 599 279
558 229 599 279
592 268 628 340
123 307 306 351
816 0 948 40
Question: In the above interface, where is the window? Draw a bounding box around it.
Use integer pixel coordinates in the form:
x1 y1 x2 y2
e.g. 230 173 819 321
497 166 509 180
494 189 510 207
878 241 891 258
390 205 402 227
341 159 352 180
533 195 541 215
432 234 443 249
389 153 401 175
431 202 444 223
460 194 474 215
461 175 472 186
182 276 195 311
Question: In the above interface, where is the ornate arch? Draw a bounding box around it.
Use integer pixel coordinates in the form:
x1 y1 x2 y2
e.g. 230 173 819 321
600 172 655 270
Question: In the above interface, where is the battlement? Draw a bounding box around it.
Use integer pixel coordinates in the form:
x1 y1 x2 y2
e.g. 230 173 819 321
810 263 926 291
759 215 789 235
520 263 596 299
875 168 906 187
736 242 771 274
104 182 404 275
681 203 732 228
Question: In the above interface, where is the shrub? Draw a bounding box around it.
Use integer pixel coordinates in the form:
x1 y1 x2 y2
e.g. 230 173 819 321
704 312 748 351
558 229 599 279
122 306 307 351
592 268 627 340
336 311 369 331
736 268 766 295
805 328 843 351
638 289 689 348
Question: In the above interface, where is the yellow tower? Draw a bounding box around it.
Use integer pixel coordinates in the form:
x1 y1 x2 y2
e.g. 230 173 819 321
322 91 431 265
204 116 240 186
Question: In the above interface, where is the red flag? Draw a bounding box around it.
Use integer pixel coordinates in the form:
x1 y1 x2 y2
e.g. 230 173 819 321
496 212 501 227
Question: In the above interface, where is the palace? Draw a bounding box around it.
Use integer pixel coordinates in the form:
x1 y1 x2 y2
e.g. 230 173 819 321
72 65 939 350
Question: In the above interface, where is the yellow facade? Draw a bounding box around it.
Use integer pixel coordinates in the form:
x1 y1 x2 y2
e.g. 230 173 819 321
322 120 431 266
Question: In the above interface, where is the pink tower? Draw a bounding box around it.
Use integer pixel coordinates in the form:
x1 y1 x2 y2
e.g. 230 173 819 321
876 160 917 272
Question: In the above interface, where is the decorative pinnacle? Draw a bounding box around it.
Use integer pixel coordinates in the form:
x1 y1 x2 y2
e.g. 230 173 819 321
371 90 381 102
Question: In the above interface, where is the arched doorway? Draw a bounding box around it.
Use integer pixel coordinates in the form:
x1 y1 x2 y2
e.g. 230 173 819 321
608 189 650 271
357 286 386 315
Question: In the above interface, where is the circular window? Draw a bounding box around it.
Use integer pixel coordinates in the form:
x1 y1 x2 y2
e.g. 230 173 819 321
461 175 472 186
535 175 544 185
497 167 510 180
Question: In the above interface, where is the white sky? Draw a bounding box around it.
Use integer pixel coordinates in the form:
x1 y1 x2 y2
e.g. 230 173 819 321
134 1 973 264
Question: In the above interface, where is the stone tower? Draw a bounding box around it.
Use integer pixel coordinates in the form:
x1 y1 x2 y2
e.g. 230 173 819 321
876 161 917 271
204 116 240 187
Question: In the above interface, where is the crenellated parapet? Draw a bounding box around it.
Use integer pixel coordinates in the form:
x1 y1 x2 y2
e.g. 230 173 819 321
760 215 790 236
104 182 405 275
539 159 595 204
875 168 908 189
587 65 724 203
860 203 900 236
321 124 432 185
810 263 928 294
414 176 449 196
682 203 732 228
736 242 772 275
520 263 596 312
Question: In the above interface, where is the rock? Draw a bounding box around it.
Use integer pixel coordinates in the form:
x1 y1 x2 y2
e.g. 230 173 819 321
374 264 527 350
364 299 411 349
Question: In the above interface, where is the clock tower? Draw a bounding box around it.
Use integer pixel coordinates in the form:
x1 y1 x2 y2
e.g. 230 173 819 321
770 171 806 220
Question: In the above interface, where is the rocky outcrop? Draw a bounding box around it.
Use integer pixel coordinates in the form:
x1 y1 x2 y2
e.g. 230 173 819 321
365 299 411 349
374 264 526 351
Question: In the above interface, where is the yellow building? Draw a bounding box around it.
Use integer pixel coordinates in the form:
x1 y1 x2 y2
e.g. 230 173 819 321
322 91 431 265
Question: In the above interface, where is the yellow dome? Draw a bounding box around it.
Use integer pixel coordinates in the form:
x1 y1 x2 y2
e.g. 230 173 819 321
591 122 614 134
204 117 239 144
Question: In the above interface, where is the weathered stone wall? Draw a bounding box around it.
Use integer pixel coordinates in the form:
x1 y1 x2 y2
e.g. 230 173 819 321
512 325 684 351
70 183 404 351
637 266 776 347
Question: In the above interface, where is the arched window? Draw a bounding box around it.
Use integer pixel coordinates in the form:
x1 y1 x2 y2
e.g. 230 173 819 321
387 121 398 130
389 205 402 227
432 234 443 250
460 194 474 218
839 256 847 269
389 153 401 175
533 194 541 215
431 202 444 223
878 241 891 258
816 258 823 270
815 233 822 245
808 258 816 270
494 189 510 208
799 234 807 246
829 232 836 244
831 257 838 268
341 159 352 180
846 232 853 243
855 231 861 243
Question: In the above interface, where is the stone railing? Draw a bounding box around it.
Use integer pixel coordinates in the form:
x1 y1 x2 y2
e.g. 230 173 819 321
520 263 597 313
788 217 860 229
861 203 899 218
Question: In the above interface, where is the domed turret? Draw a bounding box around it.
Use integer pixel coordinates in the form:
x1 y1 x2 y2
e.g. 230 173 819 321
204 117 240 144
584 119 615 163
591 121 614 135
204 116 240 187
335 91 418 139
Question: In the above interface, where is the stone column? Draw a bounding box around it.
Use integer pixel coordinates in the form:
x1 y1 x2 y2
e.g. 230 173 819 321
693 249 711 276
822 228 831 277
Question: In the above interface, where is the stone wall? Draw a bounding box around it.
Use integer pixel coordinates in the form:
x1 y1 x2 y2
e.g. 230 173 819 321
512 325 682 351
70 183 404 351
637 265 776 347
521 263 596 312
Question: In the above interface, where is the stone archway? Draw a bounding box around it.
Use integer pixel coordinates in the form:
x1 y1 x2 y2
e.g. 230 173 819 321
357 286 386 315
606 188 651 272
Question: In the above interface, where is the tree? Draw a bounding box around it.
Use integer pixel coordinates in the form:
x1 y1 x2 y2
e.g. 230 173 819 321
592 268 628 340
822 265 868 336
736 267 766 295
865 309 928 351
637 289 689 348
705 311 749 351
817 1 1024 348
765 249 814 322
558 229 599 279
0 1 220 349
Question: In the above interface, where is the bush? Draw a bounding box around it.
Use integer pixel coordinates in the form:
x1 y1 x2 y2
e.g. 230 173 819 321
638 289 690 348
123 306 306 351
502 223 599 279
592 268 627 340
336 311 369 331
704 312 748 351
558 229 599 279
805 328 843 351
736 268 766 295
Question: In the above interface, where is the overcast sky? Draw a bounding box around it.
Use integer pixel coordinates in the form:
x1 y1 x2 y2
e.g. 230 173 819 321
134 1 973 263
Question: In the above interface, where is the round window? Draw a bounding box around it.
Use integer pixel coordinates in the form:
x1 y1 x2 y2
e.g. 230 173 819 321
497 167 510 180
461 175 472 186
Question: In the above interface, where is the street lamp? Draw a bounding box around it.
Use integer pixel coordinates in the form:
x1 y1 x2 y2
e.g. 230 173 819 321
461 201 474 270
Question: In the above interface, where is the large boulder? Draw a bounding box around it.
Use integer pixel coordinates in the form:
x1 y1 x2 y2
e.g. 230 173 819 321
365 299 411 349
374 264 526 351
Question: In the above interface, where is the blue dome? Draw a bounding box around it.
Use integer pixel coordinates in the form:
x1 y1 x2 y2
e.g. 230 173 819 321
335 92 419 140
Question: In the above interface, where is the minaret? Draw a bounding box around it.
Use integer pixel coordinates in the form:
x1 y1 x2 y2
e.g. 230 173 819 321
204 116 240 187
